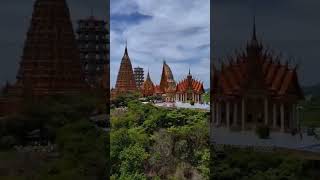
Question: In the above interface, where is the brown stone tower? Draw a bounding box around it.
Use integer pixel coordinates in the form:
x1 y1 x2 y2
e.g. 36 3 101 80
12 0 86 96
114 45 137 95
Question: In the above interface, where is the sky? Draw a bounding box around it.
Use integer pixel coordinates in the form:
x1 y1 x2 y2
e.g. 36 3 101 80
110 0 210 88
0 0 108 87
212 0 320 86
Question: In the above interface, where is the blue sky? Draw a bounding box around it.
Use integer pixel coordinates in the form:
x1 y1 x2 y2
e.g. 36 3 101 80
110 0 210 88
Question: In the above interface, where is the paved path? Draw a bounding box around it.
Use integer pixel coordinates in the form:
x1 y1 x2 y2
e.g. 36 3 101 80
211 127 320 153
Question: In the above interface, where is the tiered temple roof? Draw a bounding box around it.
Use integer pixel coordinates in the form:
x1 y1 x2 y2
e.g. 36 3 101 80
142 71 155 96
12 0 87 96
114 45 137 94
159 61 176 93
176 69 204 94
212 19 303 101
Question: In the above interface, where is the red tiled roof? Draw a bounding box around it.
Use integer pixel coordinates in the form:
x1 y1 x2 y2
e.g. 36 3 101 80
176 76 204 94
215 46 303 99
154 85 163 94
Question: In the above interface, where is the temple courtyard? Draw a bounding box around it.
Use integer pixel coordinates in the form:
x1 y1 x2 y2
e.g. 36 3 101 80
211 127 320 153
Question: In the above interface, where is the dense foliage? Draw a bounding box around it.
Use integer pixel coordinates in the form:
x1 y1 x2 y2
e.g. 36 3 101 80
110 97 210 179
301 96 320 128
211 146 320 180
0 93 109 179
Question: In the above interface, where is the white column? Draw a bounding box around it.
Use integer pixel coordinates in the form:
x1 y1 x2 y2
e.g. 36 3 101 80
280 104 285 132
226 102 230 128
233 102 238 126
264 98 268 125
273 103 277 129
241 99 245 130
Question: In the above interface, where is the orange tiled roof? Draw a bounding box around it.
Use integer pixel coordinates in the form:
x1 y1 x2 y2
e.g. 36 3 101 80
214 44 303 99
176 76 204 94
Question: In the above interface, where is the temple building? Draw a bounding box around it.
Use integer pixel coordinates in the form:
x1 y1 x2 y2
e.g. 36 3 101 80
142 71 155 97
76 16 109 88
0 0 87 115
158 61 177 102
176 69 205 103
11 0 87 96
111 45 138 98
211 18 304 133
141 61 205 103
134 66 144 89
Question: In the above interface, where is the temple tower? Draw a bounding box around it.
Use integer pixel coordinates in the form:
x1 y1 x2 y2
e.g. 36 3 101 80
13 0 87 96
114 45 137 94
142 71 155 97
76 16 109 88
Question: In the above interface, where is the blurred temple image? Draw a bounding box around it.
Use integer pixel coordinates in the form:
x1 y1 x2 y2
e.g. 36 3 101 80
0 0 109 115
0 0 109 179
211 18 304 133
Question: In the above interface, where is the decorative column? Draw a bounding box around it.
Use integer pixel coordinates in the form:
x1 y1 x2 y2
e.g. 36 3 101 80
273 103 277 129
226 102 230 129
280 104 285 132
264 98 268 125
241 98 245 130
233 102 238 126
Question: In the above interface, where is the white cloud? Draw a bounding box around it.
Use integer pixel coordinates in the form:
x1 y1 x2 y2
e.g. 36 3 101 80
111 0 210 88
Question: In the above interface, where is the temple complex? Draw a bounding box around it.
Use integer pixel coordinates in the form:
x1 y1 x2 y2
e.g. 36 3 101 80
112 45 205 102
211 18 304 132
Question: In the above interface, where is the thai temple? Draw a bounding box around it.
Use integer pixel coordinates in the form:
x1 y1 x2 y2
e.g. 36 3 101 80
111 45 138 98
211 18 304 133
112 46 205 103
0 0 88 115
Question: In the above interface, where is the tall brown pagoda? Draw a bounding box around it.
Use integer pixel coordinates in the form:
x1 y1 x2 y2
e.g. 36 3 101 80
159 61 176 102
211 17 304 133
9 0 87 97
112 45 137 97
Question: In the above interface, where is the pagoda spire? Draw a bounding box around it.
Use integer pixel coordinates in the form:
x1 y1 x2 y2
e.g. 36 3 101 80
124 40 128 55
252 15 257 42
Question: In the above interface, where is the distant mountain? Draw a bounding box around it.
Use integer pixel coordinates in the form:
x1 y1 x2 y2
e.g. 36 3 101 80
204 88 210 93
